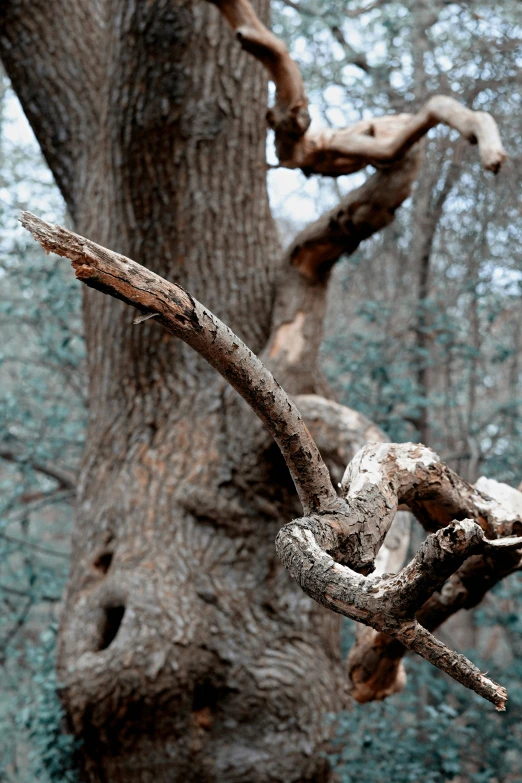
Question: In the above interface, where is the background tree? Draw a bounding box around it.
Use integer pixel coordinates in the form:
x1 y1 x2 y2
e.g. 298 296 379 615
1 1 520 779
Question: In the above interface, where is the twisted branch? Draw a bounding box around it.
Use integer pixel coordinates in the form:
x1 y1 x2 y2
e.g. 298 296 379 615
347 476 522 703
207 0 506 176
276 442 522 710
22 213 522 709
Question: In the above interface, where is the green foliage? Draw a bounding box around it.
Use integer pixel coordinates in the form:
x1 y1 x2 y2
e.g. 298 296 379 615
333 591 522 783
18 625 80 783
0 73 85 782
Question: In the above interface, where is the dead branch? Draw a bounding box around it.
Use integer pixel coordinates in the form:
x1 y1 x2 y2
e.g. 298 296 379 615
294 394 387 486
227 0 506 399
284 150 422 281
347 475 522 703
276 442 522 710
22 213 522 709
20 212 338 517
208 0 310 161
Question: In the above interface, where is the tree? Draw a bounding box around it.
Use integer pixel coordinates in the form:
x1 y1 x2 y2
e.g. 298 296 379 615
1 1 521 782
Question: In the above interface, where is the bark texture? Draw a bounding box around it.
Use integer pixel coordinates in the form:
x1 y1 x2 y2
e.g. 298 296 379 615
4 4 343 781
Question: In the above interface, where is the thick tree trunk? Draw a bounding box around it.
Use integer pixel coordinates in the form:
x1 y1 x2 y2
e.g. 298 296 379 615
2 2 342 781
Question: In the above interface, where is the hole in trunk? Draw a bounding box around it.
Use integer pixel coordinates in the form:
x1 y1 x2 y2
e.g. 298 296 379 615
193 680 218 711
92 551 113 574
97 605 125 651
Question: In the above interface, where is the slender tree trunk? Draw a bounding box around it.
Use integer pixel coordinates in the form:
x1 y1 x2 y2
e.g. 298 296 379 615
410 180 434 446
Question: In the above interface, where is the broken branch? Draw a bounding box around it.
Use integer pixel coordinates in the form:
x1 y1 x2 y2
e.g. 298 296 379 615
22 214 521 709
20 211 337 517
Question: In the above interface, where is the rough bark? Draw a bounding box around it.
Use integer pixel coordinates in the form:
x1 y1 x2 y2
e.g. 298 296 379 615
4 4 344 781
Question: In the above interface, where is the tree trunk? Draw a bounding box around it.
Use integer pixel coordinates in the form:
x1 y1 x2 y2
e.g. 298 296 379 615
2 2 342 781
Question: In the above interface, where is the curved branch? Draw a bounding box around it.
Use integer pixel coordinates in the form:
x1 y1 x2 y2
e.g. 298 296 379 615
347 476 522 703
295 394 386 485
208 0 310 160
276 514 512 709
20 212 338 517
293 98 506 176
207 0 506 176
262 150 423 394
287 150 422 281
21 213 522 708
276 442 522 708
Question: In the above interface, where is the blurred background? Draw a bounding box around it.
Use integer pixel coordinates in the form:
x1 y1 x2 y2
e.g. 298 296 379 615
1 1 521 780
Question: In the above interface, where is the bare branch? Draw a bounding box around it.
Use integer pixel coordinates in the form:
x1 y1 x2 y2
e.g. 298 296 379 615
288 152 422 281
285 104 505 177
262 151 423 395
0 449 77 491
223 0 506 401
21 213 521 708
20 212 338 517
276 442 522 708
347 476 522 703
294 394 387 485
207 0 310 160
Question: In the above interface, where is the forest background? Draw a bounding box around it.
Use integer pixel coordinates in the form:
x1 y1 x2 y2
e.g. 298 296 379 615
1 1 522 781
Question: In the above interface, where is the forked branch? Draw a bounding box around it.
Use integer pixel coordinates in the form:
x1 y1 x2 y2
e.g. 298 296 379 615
22 213 522 709
275 442 522 710
347 477 522 703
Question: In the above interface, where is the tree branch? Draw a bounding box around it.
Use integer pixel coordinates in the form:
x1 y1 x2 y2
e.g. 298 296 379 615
276 442 522 709
20 212 338 517
207 0 310 161
21 213 522 708
347 476 522 703
231 0 506 396
262 150 423 394
294 394 387 486
207 0 506 176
